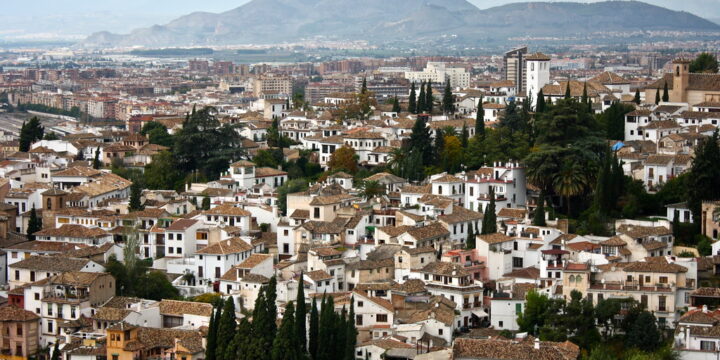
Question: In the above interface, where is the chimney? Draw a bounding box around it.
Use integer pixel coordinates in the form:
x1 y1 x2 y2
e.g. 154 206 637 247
534 338 540 350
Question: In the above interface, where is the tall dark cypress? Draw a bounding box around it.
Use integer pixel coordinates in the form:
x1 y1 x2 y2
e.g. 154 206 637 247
205 304 218 360
215 297 237 360
272 302 297 360
434 129 445 167
482 187 497 234
634 88 641 105
564 82 571 99
392 96 401 113
466 222 476 249
662 81 669 102
533 191 547 226
536 89 546 113
475 99 485 139
461 122 469 149
27 206 42 240
425 82 433 114
417 82 426 113
309 299 319 359
93 147 101 169
408 83 417 114
345 299 356 360
295 274 307 353
317 296 335 360
361 77 367 94
655 88 661 105
409 114 433 166
442 79 454 114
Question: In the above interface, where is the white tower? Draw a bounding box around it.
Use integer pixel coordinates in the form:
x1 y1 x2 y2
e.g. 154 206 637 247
525 52 551 108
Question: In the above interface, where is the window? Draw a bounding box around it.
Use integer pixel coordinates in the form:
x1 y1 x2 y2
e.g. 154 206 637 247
283 229 289 236
356 315 363 326
14 271 19 281
438 329 443 335
357 301 364 307
313 208 320 219
515 303 522 315
659 276 668 284
701 341 716 351
499 321 504 328
47 321 53 333
376 314 388 323
34 293 40 300
17 325 22 336
659 296 667 311
512 257 523 268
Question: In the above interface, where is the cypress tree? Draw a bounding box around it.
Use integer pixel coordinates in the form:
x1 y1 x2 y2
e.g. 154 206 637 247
272 302 297 360
361 77 367 94
687 130 720 224
482 187 497 234
345 299 356 360
392 96 401 113
564 82 571 99
434 129 445 167
475 99 485 139
672 210 681 239
417 82 426 113
409 114 433 166
19 117 44 152
51 342 59 360
634 88 641 104
205 304 219 360
533 191 546 226
581 82 588 106
309 299 319 359
610 152 624 203
466 222 476 249
93 147 101 169
129 182 144 211
215 297 237 360
655 88 661 105
442 79 454 114
316 296 335 360
295 274 307 354
461 122 469 149
252 291 273 360
233 318 255 360
334 307 347 360
266 276 278 336
27 206 42 240
408 83 417 114
536 89 546 113
426 82 434 114
662 81 669 102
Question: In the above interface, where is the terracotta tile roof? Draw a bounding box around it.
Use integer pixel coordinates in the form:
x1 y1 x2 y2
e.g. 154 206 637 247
377 225 414 237
123 326 205 353
196 238 252 255
311 247 342 257
406 222 449 241
306 270 333 281
255 167 288 178
477 233 513 244
525 52 551 61
5 241 81 252
692 287 720 297
391 279 427 294
165 219 199 231
400 184 431 194
678 308 720 325
642 240 668 251
453 338 580 360
353 290 395 312
0 305 40 321
600 236 627 246
617 225 671 238
623 261 687 273
438 205 483 224
502 266 540 279
236 253 272 269
646 73 720 92
308 194 355 206
93 307 132 322
497 208 527 219
50 271 109 286
159 300 213 317
432 174 463 183
11 255 91 272
290 209 310 219
590 71 630 85
53 167 102 177
359 338 413 350
204 204 251 217
347 258 394 271
419 261 469 277
122 208 171 219
34 224 108 238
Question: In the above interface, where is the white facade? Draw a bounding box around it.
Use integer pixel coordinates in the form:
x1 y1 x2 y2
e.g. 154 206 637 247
405 62 470 89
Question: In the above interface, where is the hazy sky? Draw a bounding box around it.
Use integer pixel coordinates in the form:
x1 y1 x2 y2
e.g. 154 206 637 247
2 0 718 40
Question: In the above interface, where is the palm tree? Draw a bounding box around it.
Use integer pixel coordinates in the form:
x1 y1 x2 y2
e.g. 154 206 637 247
553 160 590 215
387 148 406 176
360 180 386 200
442 126 457 138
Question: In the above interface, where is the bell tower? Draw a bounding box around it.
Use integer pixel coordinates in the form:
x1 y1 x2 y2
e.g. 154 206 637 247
671 58 691 103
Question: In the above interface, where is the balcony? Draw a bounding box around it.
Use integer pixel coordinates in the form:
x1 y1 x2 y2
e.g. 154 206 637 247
589 281 674 292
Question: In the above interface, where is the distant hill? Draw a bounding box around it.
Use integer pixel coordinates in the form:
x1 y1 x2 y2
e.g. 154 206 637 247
81 0 720 47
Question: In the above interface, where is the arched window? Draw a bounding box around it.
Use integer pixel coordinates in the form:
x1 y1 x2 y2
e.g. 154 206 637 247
676 66 680 77
46 198 52 210
575 275 582 283
569 275 576 283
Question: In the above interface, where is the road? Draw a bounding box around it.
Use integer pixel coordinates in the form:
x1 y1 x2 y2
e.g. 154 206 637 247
0 112 66 137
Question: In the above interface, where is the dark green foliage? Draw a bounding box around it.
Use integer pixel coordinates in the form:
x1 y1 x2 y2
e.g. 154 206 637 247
105 254 179 300
277 179 309 216
392 96 401 113
533 192 546 226
688 131 720 226
442 79 454 114
16 103 82 118
19 117 44 152
466 222 475 249
27 206 42 240
698 235 712 256
627 311 661 352
481 187 497 234
655 88 661 105
345 300 356 360
93 147 101 169
295 276 307 353
475 99 485 139
433 129 445 166
408 114 433 167
215 297 237 360
634 89 641 104
460 123 469 149
205 305 218 360
499 100 530 135
425 82 433 114
600 102 635 141
408 83 417 114
272 302 297 360
564 83 571 99
690 52 719 73
662 81 669 102
536 89 546 113
51 341 59 360
129 182 144 211
361 77 367 94
266 276 278 336
417 82 426 114
202 197 211 210
309 300 319 358
174 106 246 180
144 151 185 191
140 122 174 147
44 132 58 141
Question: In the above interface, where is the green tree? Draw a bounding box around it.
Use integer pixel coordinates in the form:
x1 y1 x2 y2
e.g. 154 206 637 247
466 222 476 249
361 77 367 94
392 96 401 113
205 302 219 360
295 276 307 353
18 117 44 152
662 81 669 102
698 235 712 256
442 79 454 114
417 82 426 113
93 147 101 169
564 83 571 99
44 132 58 141
408 83 417 114
277 179 309 216
517 289 550 335
345 300 357 360
129 182 144 211
460 123 469 149
655 89 661 105
27 206 42 240
627 311 661 352
265 276 278 343
144 151 185 191
433 129 445 167
51 342 60 360
690 52 719 73
536 89 546 113
554 159 590 216
481 187 497 234
202 197 211 210
309 300 319 358
215 297 237 360
359 180 386 200
634 88 641 104
687 131 720 225
442 135 463 173
533 191 546 226
409 115 433 167
475 99 485 139
272 301 297 360
425 82 433 114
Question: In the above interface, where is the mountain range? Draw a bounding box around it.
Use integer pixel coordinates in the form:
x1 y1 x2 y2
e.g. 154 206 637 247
82 0 720 48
